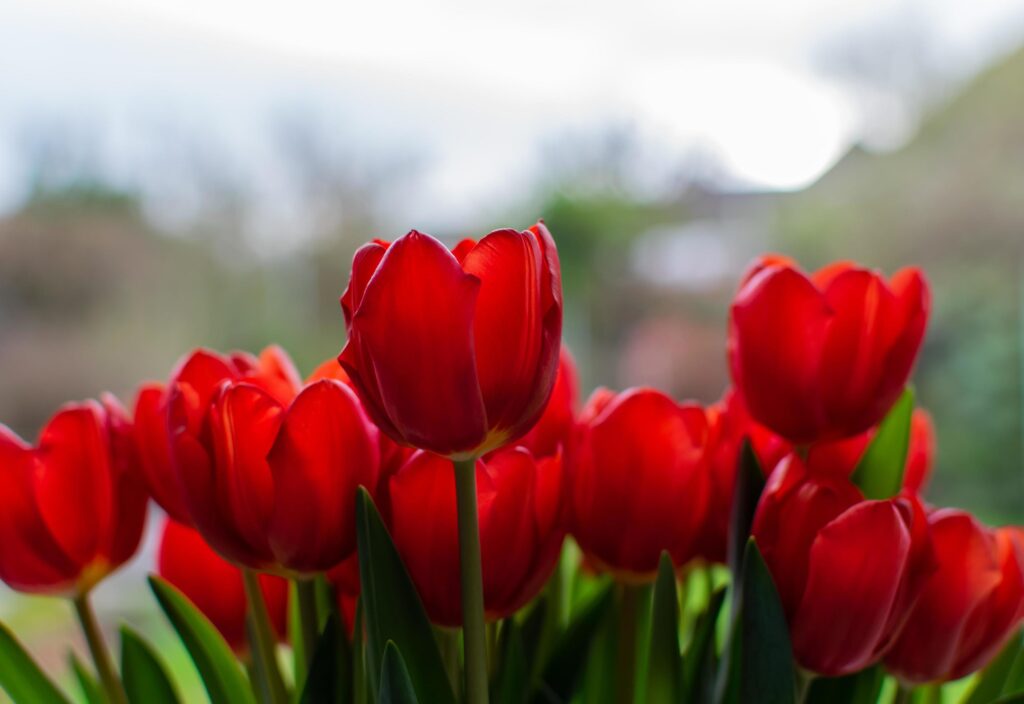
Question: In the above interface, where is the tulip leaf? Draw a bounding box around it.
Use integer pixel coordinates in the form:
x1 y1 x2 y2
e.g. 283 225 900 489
299 615 351 704
353 599 368 704
531 584 614 704
681 586 727 704
355 488 455 704
148 575 257 704
493 619 530 704
120 625 181 704
965 630 1024 703
646 552 682 704
805 665 883 704
716 539 795 704
68 652 105 704
379 642 420 704
852 388 915 500
0 619 72 704
728 440 765 587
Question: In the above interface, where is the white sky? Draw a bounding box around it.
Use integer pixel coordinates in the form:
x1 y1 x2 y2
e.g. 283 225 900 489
1 0 1023 232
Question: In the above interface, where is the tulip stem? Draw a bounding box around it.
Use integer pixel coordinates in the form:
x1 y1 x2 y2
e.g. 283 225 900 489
243 569 289 704
295 578 320 672
454 457 490 704
72 592 128 704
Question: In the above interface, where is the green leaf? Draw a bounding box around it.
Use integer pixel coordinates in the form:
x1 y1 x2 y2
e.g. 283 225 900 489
120 625 180 704
729 440 765 586
682 586 727 704
531 585 614 704
68 652 106 704
805 665 883 704
355 488 455 704
646 553 682 704
299 615 352 704
379 643 419 704
964 630 1023 703
851 387 915 499
148 575 256 704
352 599 367 704
0 619 72 703
717 540 795 704
493 619 529 704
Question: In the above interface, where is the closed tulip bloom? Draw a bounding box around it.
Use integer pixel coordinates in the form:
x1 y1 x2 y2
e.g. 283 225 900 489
0 396 148 596
169 374 379 573
752 454 934 676
158 518 287 652
387 447 565 627
134 346 302 524
339 224 562 459
729 255 929 443
515 347 579 460
885 512 1024 683
569 388 710 580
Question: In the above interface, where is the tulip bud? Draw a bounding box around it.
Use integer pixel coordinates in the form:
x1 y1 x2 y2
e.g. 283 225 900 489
0 396 148 596
157 518 287 653
339 224 563 459
728 255 929 443
133 346 302 523
569 388 710 580
885 512 1024 683
387 447 565 627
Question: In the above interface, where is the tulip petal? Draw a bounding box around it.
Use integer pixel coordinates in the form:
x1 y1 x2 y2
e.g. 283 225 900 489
267 380 379 573
100 394 149 569
341 231 487 456
792 500 913 676
133 383 191 523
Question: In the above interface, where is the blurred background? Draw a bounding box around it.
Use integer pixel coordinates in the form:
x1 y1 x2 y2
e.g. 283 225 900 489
2 0 1024 694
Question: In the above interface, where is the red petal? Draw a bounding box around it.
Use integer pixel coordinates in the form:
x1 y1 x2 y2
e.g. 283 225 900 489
100 394 148 569
133 383 191 523
791 500 912 675
341 230 487 456
340 240 389 326
903 410 936 493
248 345 302 404
306 358 350 384
267 380 379 573
516 346 579 459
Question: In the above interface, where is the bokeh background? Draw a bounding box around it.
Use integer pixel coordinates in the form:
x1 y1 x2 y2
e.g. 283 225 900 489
3 0 1024 696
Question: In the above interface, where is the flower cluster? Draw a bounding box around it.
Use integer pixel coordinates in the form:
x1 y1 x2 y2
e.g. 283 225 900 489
0 227 1021 704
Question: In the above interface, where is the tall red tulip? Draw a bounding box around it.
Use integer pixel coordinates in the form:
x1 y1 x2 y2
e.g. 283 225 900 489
133 346 302 524
168 372 380 573
569 388 710 580
339 224 562 459
885 512 1024 683
729 255 929 443
0 397 147 596
158 518 288 652
752 453 934 676
387 447 565 627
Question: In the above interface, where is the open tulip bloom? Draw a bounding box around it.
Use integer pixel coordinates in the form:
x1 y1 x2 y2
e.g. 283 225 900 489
1 240 1023 704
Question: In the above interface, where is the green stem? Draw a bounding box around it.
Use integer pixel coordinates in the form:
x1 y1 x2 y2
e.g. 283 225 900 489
614 583 640 704
795 669 815 704
893 685 913 704
435 627 462 700
73 593 128 704
295 578 320 672
243 569 288 704
454 457 489 704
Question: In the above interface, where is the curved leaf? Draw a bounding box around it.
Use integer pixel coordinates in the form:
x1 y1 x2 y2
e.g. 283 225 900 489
120 625 180 704
852 388 914 499
299 614 351 704
0 620 71 703
68 652 105 704
379 643 419 704
646 553 682 704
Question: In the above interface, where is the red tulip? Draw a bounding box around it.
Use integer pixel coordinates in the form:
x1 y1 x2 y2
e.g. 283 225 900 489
339 224 563 459
729 255 929 443
885 512 1024 683
387 447 565 627
326 554 361 636
158 518 287 652
569 388 710 580
0 397 147 596
752 453 934 676
515 347 579 460
902 410 936 494
168 372 380 573
134 346 302 523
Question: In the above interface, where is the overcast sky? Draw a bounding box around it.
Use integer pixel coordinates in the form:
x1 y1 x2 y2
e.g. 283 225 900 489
2 0 1024 233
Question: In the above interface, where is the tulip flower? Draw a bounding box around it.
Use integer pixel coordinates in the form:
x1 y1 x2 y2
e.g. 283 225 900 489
902 410 936 494
338 224 562 459
387 447 565 627
133 346 302 524
752 453 934 676
0 396 147 596
158 518 288 653
326 553 361 636
168 373 379 573
514 347 579 460
885 512 1024 683
728 255 929 443
569 388 710 580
